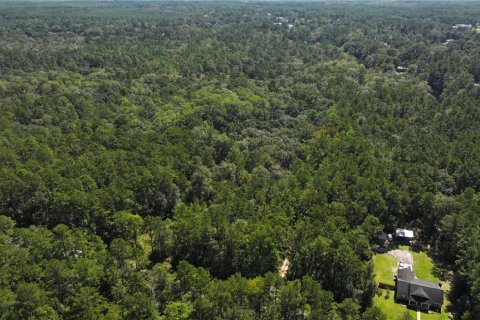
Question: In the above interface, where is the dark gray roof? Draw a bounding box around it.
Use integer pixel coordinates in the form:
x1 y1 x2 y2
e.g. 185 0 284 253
411 286 429 299
410 278 443 289
410 282 444 305
396 279 411 297
396 276 444 306
397 268 414 281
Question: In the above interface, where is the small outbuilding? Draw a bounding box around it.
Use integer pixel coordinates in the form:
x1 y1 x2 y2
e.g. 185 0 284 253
395 228 414 244
374 231 388 247
378 232 387 241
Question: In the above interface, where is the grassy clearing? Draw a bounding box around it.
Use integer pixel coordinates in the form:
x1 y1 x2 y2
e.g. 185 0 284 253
411 251 439 283
373 246 451 319
373 254 397 286
391 245 442 283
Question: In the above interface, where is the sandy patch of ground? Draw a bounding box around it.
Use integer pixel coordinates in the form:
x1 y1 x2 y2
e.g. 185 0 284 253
279 258 289 278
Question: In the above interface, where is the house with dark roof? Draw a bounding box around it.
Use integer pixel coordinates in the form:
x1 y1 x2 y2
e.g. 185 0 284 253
395 265 443 312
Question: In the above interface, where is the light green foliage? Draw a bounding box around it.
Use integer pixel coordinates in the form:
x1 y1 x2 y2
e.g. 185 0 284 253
0 216 15 237
109 211 144 243
411 251 441 283
373 254 398 286
162 301 193 320
396 312 415 320
363 306 387 320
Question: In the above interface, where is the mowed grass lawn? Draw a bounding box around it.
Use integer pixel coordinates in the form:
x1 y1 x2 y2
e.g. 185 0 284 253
373 254 397 286
411 251 439 283
373 247 451 319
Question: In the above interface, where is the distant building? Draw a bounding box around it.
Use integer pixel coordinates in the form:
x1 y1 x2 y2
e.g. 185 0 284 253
395 264 444 312
395 228 414 244
453 23 472 29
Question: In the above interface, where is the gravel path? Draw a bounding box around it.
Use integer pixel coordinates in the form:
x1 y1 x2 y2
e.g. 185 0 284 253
387 249 413 266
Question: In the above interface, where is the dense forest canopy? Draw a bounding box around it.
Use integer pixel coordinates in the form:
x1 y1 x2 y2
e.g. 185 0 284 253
0 1 480 319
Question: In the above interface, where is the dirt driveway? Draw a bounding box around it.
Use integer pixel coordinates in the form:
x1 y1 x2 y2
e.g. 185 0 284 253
387 249 413 266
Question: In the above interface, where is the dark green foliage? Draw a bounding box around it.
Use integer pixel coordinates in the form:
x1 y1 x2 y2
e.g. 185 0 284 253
0 1 480 319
